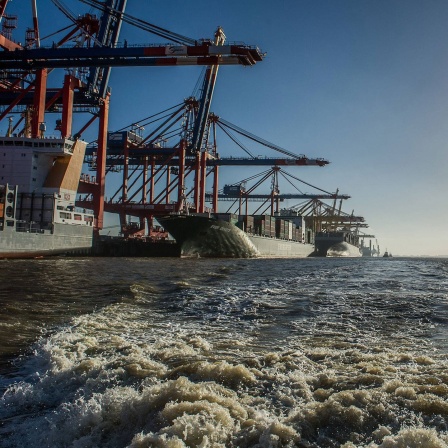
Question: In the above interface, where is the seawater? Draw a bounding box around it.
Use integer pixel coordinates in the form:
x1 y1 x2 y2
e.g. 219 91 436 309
0 257 447 447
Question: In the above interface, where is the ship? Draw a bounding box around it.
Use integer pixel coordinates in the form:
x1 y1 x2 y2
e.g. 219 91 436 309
157 212 315 258
0 135 94 258
360 238 380 257
310 206 366 257
313 231 362 257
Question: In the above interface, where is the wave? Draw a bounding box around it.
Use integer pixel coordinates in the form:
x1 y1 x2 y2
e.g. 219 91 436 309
1 258 447 447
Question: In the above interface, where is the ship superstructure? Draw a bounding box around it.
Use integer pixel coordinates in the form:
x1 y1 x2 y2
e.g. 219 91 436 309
0 136 94 257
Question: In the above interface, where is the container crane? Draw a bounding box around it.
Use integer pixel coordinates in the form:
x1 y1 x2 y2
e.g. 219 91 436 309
80 96 331 238
0 1 264 233
206 167 350 216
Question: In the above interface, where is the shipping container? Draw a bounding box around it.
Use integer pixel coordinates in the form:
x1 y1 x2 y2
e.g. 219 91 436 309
287 221 293 240
254 214 273 224
216 213 238 224
275 219 282 238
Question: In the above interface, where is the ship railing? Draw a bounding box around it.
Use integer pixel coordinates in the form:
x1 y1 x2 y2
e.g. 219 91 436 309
16 221 48 234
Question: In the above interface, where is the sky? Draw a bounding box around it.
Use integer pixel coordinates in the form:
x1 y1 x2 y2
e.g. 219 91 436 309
4 0 448 256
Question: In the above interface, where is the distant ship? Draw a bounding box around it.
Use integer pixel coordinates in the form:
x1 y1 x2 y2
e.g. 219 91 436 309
383 250 392 258
158 213 315 258
0 136 94 258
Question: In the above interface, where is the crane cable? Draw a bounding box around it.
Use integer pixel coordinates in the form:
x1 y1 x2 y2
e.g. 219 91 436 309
215 122 256 158
78 0 197 45
278 170 305 195
278 170 334 195
223 169 272 191
88 102 184 145
217 117 308 160
51 0 103 46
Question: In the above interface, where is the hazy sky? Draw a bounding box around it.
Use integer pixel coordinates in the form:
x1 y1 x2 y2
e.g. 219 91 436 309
6 1 448 256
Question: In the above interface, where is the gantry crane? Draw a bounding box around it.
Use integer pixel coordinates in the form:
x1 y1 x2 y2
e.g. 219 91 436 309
204 167 350 216
292 198 368 239
0 0 264 233
0 0 128 229
80 93 331 238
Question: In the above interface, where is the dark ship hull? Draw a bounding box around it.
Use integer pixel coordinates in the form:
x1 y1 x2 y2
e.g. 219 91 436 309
313 231 362 257
158 214 315 258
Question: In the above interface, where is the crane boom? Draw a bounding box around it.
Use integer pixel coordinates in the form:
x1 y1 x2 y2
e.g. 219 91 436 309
205 193 350 201
0 43 263 70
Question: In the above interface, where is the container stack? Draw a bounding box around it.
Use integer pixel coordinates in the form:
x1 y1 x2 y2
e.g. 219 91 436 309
229 214 306 241
286 221 293 240
293 226 303 242
275 219 297 240
254 215 275 237
275 219 286 239
215 213 239 225
237 215 255 233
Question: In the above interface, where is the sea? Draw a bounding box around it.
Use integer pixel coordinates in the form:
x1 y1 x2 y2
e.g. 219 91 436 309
0 256 447 448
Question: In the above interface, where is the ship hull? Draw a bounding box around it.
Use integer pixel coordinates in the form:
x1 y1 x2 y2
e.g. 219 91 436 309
158 214 314 258
247 234 315 258
0 223 93 258
326 241 362 257
314 232 362 257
